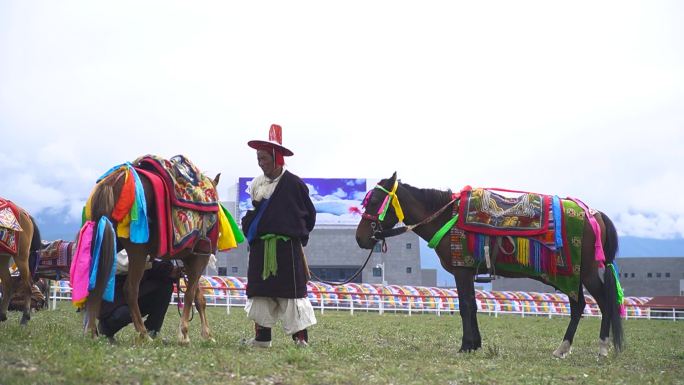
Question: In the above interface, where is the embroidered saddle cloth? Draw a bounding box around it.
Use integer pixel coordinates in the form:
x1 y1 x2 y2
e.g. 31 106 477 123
132 156 219 256
35 240 75 279
450 198 585 300
0 198 22 254
457 186 550 237
134 154 219 212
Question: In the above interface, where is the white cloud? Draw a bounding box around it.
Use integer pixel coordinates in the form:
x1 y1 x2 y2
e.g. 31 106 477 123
1 1 683 238
616 212 684 239
332 188 347 199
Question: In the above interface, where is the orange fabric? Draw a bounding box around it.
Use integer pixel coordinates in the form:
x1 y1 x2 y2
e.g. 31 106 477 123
111 170 136 222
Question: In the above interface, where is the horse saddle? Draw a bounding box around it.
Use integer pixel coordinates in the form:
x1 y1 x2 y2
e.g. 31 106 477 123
0 198 21 254
37 240 74 268
134 154 218 212
457 186 550 237
132 155 218 256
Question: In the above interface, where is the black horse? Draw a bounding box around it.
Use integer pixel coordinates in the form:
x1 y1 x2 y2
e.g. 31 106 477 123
356 173 623 357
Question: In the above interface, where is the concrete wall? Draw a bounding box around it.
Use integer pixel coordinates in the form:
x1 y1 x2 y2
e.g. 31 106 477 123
492 257 684 296
615 257 684 296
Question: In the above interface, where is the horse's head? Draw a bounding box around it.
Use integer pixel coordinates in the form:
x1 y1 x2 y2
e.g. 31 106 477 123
355 172 404 249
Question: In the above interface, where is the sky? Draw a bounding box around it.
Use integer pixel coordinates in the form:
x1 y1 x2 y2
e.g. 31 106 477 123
1 1 683 241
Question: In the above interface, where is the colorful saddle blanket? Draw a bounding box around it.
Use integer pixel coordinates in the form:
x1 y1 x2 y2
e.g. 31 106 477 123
35 240 75 279
0 198 22 254
132 156 219 257
450 198 585 300
134 154 219 212
457 186 550 237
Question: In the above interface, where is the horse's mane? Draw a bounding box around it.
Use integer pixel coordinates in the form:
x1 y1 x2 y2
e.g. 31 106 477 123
401 183 453 212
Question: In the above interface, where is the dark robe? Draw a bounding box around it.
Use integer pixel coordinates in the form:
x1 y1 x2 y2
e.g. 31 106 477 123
242 170 316 298
98 259 175 320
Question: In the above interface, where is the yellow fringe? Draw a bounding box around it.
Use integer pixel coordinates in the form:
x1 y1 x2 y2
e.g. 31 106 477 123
518 238 529 266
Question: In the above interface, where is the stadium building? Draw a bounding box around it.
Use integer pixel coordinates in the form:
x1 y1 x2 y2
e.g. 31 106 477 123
492 257 684 296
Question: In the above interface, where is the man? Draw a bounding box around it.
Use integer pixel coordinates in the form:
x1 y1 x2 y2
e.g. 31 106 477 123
241 124 317 347
97 250 179 342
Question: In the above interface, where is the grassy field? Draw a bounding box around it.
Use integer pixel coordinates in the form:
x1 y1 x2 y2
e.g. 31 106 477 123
0 304 682 385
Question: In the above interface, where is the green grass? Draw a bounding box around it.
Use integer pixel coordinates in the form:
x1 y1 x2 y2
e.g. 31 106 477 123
0 304 682 385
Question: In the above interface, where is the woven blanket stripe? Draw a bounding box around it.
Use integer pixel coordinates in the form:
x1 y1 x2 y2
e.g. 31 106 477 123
457 187 550 237
37 240 73 268
135 155 218 212
0 228 18 254
36 240 76 280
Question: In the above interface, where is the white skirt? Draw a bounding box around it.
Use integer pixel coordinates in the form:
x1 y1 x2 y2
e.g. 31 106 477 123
245 297 317 335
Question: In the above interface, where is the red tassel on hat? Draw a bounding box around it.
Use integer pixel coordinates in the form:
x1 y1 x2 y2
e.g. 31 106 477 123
269 124 285 166
248 123 293 160
269 124 283 144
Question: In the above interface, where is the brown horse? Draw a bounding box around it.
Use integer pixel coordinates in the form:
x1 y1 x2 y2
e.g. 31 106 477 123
84 163 219 345
356 173 623 357
0 199 42 325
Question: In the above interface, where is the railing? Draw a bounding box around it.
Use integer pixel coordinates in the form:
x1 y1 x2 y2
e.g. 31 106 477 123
47 283 683 321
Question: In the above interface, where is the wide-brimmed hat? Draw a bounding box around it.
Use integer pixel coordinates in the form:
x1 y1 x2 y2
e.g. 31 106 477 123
247 124 294 156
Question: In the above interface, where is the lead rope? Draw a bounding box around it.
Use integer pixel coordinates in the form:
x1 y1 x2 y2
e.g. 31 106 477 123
307 240 384 286
174 265 195 322
374 198 458 240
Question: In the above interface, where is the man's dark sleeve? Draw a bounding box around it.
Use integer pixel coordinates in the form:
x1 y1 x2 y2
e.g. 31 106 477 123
299 180 316 246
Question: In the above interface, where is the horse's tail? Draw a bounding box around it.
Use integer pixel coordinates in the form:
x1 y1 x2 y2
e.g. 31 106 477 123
600 211 624 352
28 215 42 253
84 181 118 334
27 215 43 280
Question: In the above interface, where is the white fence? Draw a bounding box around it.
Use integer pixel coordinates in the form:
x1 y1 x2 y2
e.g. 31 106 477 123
47 283 683 321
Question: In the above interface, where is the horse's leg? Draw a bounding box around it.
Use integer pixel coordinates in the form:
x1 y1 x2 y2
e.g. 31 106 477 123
194 286 214 342
581 214 618 357
178 254 209 345
124 249 151 344
553 290 586 358
14 225 33 326
584 274 612 357
454 268 480 352
0 255 12 322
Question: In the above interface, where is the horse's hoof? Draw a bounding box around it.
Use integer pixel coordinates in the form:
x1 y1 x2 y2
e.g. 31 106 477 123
0 313 7 322
178 337 191 346
553 340 572 359
135 334 153 345
20 314 30 326
598 338 610 357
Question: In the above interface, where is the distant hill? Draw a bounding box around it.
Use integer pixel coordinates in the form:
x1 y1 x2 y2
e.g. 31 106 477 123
420 236 684 288
617 236 684 257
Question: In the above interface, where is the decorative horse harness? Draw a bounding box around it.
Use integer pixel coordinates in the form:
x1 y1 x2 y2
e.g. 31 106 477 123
361 179 458 244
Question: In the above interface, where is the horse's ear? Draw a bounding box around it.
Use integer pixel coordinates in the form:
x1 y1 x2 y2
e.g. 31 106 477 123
391 171 397 181
213 173 221 186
